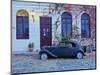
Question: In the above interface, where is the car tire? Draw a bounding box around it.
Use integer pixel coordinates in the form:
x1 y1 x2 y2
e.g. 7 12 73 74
76 52 83 59
40 53 48 60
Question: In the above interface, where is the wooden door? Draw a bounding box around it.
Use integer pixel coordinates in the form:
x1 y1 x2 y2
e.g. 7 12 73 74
40 17 52 48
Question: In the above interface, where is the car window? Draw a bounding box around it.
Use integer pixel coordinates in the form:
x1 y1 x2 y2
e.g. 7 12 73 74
59 42 66 46
71 42 76 47
66 43 72 48
65 42 76 48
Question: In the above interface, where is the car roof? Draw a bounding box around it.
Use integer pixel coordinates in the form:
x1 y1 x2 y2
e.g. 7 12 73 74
71 39 81 47
70 39 79 43
60 39 81 47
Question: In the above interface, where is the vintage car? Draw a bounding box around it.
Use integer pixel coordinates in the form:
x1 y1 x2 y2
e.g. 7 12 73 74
39 39 85 60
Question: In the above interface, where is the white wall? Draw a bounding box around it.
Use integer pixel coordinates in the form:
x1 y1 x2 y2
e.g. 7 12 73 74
12 1 57 52
12 1 41 51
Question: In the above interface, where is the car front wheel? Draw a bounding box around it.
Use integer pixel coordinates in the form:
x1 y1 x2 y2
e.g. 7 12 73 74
76 52 83 59
40 53 48 60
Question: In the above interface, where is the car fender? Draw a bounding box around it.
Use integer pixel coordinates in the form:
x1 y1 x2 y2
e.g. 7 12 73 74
39 49 58 58
75 50 85 56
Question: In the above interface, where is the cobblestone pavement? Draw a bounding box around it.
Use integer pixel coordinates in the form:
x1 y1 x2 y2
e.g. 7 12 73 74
11 53 96 74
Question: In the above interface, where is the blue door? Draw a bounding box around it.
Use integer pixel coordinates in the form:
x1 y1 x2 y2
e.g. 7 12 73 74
61 12 72 36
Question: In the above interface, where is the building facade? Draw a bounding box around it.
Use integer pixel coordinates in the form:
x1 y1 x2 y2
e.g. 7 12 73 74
12 1 96 52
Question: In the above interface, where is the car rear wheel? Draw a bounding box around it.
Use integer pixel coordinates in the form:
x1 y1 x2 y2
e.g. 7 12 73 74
76 52 83 59
40 53 48 60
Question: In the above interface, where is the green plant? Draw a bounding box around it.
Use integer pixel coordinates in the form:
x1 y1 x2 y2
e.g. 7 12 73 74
28 43 33 48
62 35 71 43
54 16 61 42
72 25 80 41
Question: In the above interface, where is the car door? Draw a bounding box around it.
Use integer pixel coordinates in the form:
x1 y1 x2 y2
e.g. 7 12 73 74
50 47 65 57
63 43 76 57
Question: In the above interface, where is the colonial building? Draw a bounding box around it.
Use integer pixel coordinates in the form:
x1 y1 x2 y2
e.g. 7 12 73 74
12 1 96 53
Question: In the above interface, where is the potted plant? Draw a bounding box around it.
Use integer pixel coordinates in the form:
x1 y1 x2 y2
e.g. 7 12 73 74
28 42 34 52
62 35 71 43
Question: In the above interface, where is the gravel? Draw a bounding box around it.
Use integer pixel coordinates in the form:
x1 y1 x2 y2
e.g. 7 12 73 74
11 54 96 74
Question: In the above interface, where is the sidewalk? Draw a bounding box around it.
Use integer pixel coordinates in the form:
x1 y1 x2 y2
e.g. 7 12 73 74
85 51 96 57
12 51 39 55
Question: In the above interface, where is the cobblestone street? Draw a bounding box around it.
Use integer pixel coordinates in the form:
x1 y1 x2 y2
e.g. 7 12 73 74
11 53 96 74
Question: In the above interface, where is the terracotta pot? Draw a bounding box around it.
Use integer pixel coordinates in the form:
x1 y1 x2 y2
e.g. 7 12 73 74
29 47 33 52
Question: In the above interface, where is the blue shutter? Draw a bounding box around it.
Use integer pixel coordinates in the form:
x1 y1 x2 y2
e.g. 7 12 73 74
81 13 90 38
23 16 29 39
16 16 23 39
16 16 29 39
61 12 72 36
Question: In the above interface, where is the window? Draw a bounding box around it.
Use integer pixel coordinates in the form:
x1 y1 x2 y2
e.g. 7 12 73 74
16 10 29 39
81 13 90 38
61 12 72 36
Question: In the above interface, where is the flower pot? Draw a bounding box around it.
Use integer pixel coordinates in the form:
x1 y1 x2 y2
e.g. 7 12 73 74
28 43 34 52
29 47 33 52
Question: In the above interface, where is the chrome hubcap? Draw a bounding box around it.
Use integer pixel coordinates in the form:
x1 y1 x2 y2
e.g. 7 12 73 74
41 53 48 60
77 52 83 59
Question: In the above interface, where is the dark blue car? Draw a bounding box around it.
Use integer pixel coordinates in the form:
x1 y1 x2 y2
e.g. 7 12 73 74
39 39 85 60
